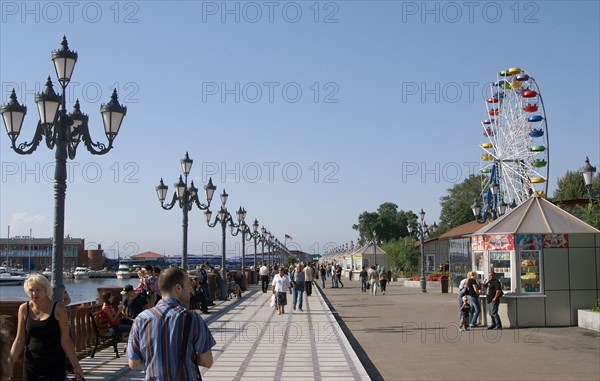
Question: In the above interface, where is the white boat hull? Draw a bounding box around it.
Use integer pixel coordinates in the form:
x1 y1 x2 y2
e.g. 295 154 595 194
0 277 25 286
116 272 131 279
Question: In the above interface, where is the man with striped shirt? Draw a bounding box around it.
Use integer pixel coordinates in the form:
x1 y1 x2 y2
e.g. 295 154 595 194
127 267 216 380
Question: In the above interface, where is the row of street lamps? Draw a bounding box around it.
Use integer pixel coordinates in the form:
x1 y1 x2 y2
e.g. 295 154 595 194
155 152 290 300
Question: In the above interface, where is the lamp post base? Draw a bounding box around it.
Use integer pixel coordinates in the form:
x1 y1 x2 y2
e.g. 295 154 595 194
241 273 247 291
420 277 427 293
220 278 229 301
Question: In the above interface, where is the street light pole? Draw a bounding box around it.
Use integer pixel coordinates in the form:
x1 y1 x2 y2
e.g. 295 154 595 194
408 209 436 293
204 190 236 300
372 231 377 268
230 207 252 288
260 226 266 265
156 152 216 270
267 232 274 265
1 37 127 302
251 219 260 268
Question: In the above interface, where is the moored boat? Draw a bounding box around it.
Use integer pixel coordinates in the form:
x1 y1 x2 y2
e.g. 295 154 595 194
116 262 132 279
73 267 90 279
0 267 27 285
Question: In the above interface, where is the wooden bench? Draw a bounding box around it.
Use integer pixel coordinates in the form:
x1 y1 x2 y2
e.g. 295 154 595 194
89 311 121 358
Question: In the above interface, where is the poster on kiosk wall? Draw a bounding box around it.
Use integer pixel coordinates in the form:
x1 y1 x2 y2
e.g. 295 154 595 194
542 234 569 248
516 234 543 250
485 235 514 251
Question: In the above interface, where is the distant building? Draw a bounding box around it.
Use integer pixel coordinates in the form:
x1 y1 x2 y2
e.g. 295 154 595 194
0 236 85 271
130 251 167 262
289 250 313 264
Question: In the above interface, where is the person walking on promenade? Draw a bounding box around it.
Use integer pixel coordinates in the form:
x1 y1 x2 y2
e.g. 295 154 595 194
320 264 327 288
359 266 368 292
368 266 379 295
459 296 471 331
335 265 344 288
484 271 503 330
291 264 306 311
379 267 388 295
304 262 314 296
128 267 215 380
259 263 270 293
199 263 214 306
331 265 337 288
272 267 291 315
288 264 295 294
9 273 85 381
466 271 481 327
458 277 468 306
121 284 148 319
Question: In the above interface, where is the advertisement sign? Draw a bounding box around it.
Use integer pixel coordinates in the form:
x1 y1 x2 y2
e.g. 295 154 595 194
485 234 514 250
542 234 569 248
516 234 542 250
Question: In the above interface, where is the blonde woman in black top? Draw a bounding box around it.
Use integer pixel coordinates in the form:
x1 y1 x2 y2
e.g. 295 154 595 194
9 273 84 380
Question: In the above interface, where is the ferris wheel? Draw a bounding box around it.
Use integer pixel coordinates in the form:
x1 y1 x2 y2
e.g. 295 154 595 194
478 67 549 218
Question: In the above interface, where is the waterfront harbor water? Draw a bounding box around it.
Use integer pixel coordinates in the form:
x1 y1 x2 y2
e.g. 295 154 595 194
0 277 137 303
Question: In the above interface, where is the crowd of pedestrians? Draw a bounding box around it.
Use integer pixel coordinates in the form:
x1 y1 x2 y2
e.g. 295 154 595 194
4 260 509 380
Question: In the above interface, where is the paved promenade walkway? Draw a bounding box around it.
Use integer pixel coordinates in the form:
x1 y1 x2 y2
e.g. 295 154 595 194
319 279 600 381
77 278 600 381
79 283 371 380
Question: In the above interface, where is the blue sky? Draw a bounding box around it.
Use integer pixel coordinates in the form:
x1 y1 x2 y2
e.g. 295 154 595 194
1 1 599 259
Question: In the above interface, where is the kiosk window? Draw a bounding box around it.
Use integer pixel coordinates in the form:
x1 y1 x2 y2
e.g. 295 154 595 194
520 250 540 292
490 251 511 291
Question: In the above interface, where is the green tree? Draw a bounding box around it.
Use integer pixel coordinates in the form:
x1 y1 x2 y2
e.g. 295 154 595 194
438 174 482 233
552 170 589 201
382 237 419 276
352 211 378 244
552 169 600 229
287 255 297 265
376 202 403 243
352 204 415 244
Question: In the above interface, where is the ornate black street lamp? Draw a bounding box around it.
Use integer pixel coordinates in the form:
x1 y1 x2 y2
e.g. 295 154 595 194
249 219 260 268
259 226 267 265
1 36 127 302
204 190 239 300
229 207 253 288
408 209 436 293
471 182 509 223
372 231 377 267
155 152 216 270
580 156 598 199
266 231 275 265
275 237 281 264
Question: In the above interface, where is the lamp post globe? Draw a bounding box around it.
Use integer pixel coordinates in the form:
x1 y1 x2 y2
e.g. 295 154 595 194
580 156 597 198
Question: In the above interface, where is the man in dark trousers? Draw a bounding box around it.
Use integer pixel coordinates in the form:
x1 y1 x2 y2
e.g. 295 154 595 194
485 271 503 330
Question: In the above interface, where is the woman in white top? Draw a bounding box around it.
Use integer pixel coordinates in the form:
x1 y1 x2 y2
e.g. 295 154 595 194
368 266 379 295
272 267 291 315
